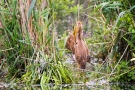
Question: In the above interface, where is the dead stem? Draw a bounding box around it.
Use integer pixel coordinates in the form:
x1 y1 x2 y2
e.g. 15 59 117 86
110 45 129 75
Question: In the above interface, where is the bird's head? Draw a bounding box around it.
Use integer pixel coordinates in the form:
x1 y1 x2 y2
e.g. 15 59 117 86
73 21 83 39
76 21 82 30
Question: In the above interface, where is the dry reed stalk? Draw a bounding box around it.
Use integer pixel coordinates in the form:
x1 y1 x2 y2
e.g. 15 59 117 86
19 0 37 46
0 20 3 28
19 0 27 38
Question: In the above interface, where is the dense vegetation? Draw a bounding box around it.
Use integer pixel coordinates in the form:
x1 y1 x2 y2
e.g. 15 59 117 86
0 0 135 87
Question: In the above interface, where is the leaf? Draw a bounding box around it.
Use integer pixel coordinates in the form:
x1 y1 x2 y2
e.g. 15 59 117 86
129 5 135 11
123 37 135 49
28 0 36 19
115 11 126 27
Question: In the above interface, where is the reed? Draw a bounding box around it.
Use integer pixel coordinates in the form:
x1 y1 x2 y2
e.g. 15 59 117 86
0 0 75 84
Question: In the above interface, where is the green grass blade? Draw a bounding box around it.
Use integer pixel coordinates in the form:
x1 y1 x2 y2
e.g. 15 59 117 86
28 0 36 19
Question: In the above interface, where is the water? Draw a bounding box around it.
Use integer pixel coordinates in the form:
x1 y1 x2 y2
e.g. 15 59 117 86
1 82 135 90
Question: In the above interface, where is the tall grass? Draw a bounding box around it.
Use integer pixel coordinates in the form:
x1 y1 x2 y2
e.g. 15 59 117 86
92 0 135 82
0 0 74 84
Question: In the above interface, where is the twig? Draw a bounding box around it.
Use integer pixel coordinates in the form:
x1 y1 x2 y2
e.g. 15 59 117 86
111 65 135 80
0 48 14 52
110 44 129 74
92 72 115 82
77 0 80 20
88 42 111 45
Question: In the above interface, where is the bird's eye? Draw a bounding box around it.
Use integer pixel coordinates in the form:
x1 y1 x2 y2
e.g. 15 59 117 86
69 39 71 42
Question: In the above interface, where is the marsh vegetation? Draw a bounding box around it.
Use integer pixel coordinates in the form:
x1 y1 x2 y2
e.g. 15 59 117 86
0 0 135 89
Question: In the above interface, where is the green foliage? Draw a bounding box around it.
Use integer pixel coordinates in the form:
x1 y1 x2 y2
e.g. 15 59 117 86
50 0 80 34
22 0 76 85
93 0 135 82
40 61 73 85
0 0 33 78
52 0 79 19
111 61 135 82
0 0 76 84
28 0 36 19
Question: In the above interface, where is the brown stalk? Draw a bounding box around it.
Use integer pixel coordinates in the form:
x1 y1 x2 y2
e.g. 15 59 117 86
19 0 27 38
27 0 35 46
19 0 37 46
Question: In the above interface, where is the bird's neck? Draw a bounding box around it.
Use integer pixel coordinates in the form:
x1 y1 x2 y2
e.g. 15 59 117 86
78 28 82 39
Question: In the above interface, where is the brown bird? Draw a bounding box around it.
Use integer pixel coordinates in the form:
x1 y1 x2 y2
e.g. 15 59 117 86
65 31 75 55
65 21 90 69
65 21 83 55
74 21 90 69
